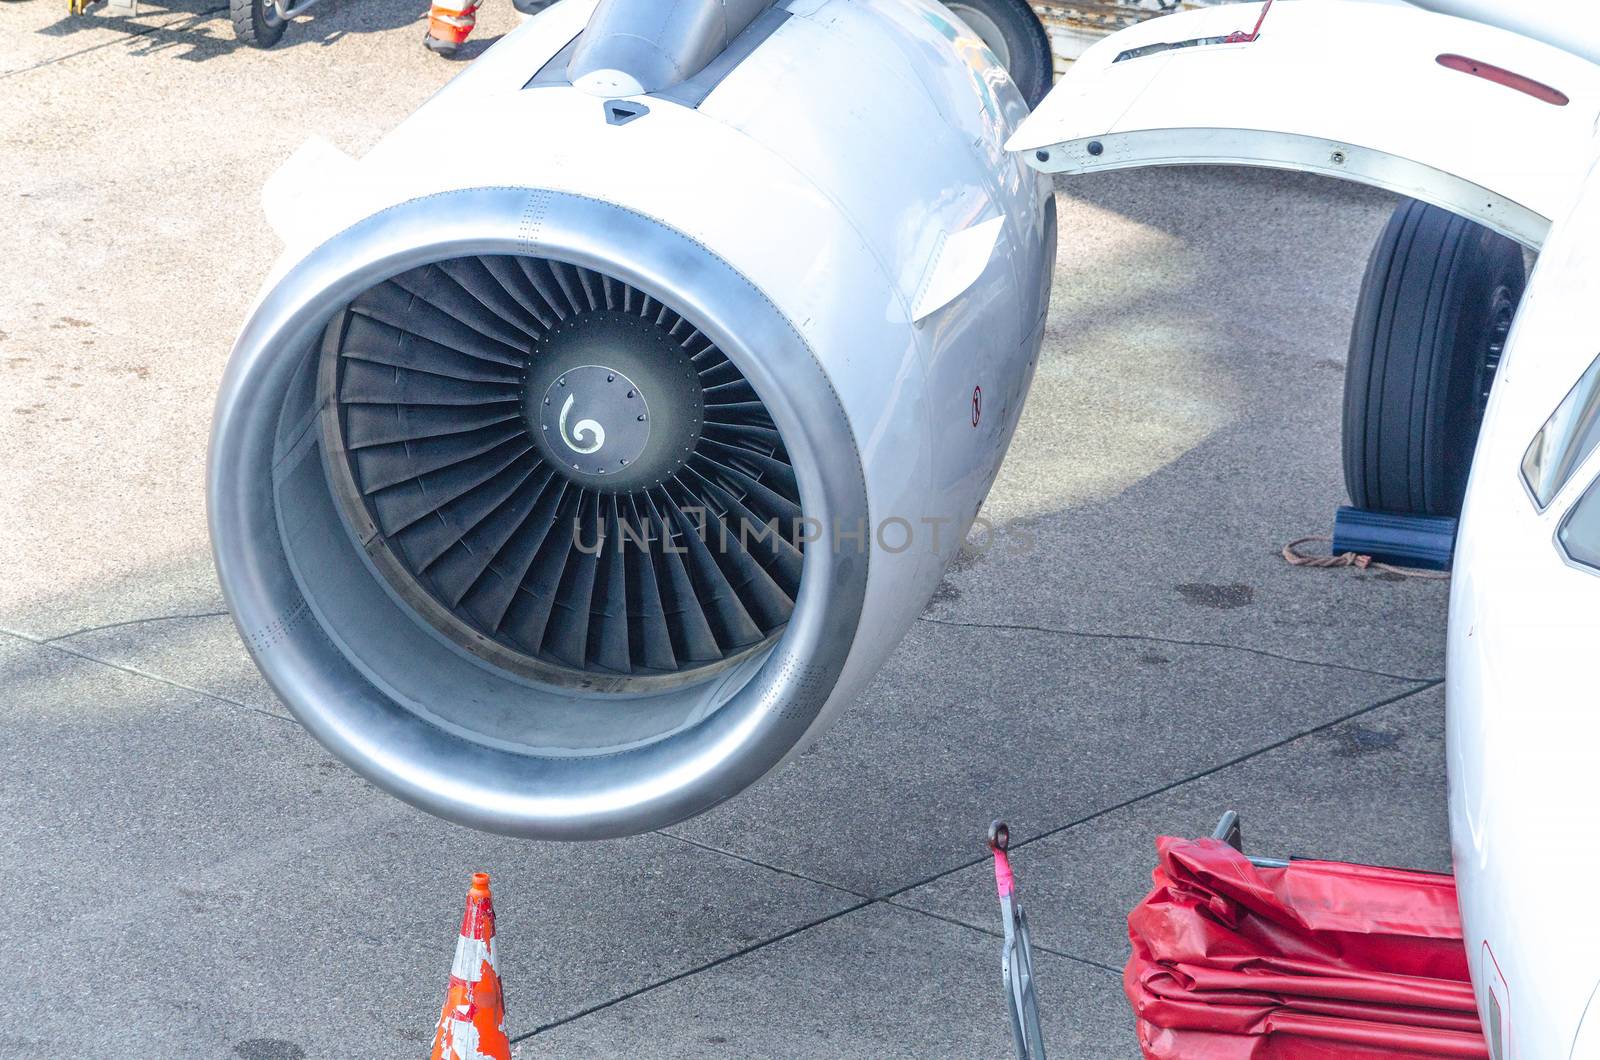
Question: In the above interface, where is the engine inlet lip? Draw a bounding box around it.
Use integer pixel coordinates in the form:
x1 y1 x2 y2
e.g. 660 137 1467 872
209 187 870 838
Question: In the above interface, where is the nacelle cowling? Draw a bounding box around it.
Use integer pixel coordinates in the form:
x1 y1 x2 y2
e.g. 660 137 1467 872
210 0 1054 838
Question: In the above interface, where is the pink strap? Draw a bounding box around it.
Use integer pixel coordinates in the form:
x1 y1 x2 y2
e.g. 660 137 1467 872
994 849 1014 898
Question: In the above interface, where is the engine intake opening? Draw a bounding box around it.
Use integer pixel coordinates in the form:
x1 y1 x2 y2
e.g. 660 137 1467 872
319 255 804 683
215 186 872 835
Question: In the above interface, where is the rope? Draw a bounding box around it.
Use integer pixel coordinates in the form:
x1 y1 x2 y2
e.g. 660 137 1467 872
1282 536 1450 581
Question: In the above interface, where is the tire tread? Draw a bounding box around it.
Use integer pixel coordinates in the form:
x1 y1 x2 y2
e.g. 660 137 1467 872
1343 200 1525 516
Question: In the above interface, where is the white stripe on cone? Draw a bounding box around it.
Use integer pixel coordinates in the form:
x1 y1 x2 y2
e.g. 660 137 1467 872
441 1016 485 1060
451 935 497 984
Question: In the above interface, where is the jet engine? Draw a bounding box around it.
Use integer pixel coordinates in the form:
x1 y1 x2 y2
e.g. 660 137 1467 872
209 0 1055 838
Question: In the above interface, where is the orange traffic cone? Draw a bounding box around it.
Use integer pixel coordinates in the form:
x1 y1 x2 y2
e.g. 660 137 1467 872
422 0 482 55
430 872 512 1060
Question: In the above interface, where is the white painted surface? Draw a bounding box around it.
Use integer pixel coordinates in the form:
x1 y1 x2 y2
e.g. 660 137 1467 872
913 215 1007 321
1011 1 1600 246
1407 0 1600 67
1448 151 1600 1060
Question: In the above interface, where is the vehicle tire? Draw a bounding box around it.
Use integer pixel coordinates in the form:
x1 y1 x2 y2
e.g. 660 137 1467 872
1343 198 1525 517
231 0 287 48
942 0 1054 109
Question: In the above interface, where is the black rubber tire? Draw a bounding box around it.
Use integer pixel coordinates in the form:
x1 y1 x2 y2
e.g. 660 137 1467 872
942 0 1055 109
1343 199 1525 517
231 0 287 48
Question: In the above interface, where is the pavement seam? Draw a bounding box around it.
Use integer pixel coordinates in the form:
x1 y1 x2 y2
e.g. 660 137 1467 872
0 626 294 724
512 894 1122 1047
878 898 1123 977
516 680 1440 1041
510 899 875 1043
664 832 1121 977
1 4 230 80
879 678 1444 903
41 610 230 643
655 831 870 898
918 614 1440 684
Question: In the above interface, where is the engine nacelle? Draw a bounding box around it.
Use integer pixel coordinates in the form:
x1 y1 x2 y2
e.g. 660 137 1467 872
210 0 1054 838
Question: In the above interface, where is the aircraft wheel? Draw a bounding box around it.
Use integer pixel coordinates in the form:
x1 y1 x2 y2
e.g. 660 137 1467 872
941 0 1054 109
231 0 287 48
1343 198 1525 517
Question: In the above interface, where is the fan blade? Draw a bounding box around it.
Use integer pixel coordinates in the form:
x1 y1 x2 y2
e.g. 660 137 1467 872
697 439 801 504
351 280 526 367
675 471 796 629
338 358 520 409
437 257 549 338
389 265 537 352
699 420 782 454
500 489 582 653
542 491 602 667
395 457 539 574
703 378 760 405
341 315 522 385
588 498 632 673
456 471 568 626
546 261 590 316
352 421 526 494
662 486 762 649
684 466 803 596
342 402 523 450
643 493 722 664
365 441 532 534
480 255 558 331
696 359 745 389
621 495 678 672
517 258 572 322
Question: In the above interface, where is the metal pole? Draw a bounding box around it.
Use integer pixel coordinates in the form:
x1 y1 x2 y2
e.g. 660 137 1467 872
990 821 1047 1060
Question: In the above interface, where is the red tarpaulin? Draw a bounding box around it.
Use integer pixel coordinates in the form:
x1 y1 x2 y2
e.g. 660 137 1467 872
1125 836 1489 1059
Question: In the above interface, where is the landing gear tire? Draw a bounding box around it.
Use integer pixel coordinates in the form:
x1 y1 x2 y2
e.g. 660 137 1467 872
231 0 287 47
941 0 1054 109
1343 198 1525 518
